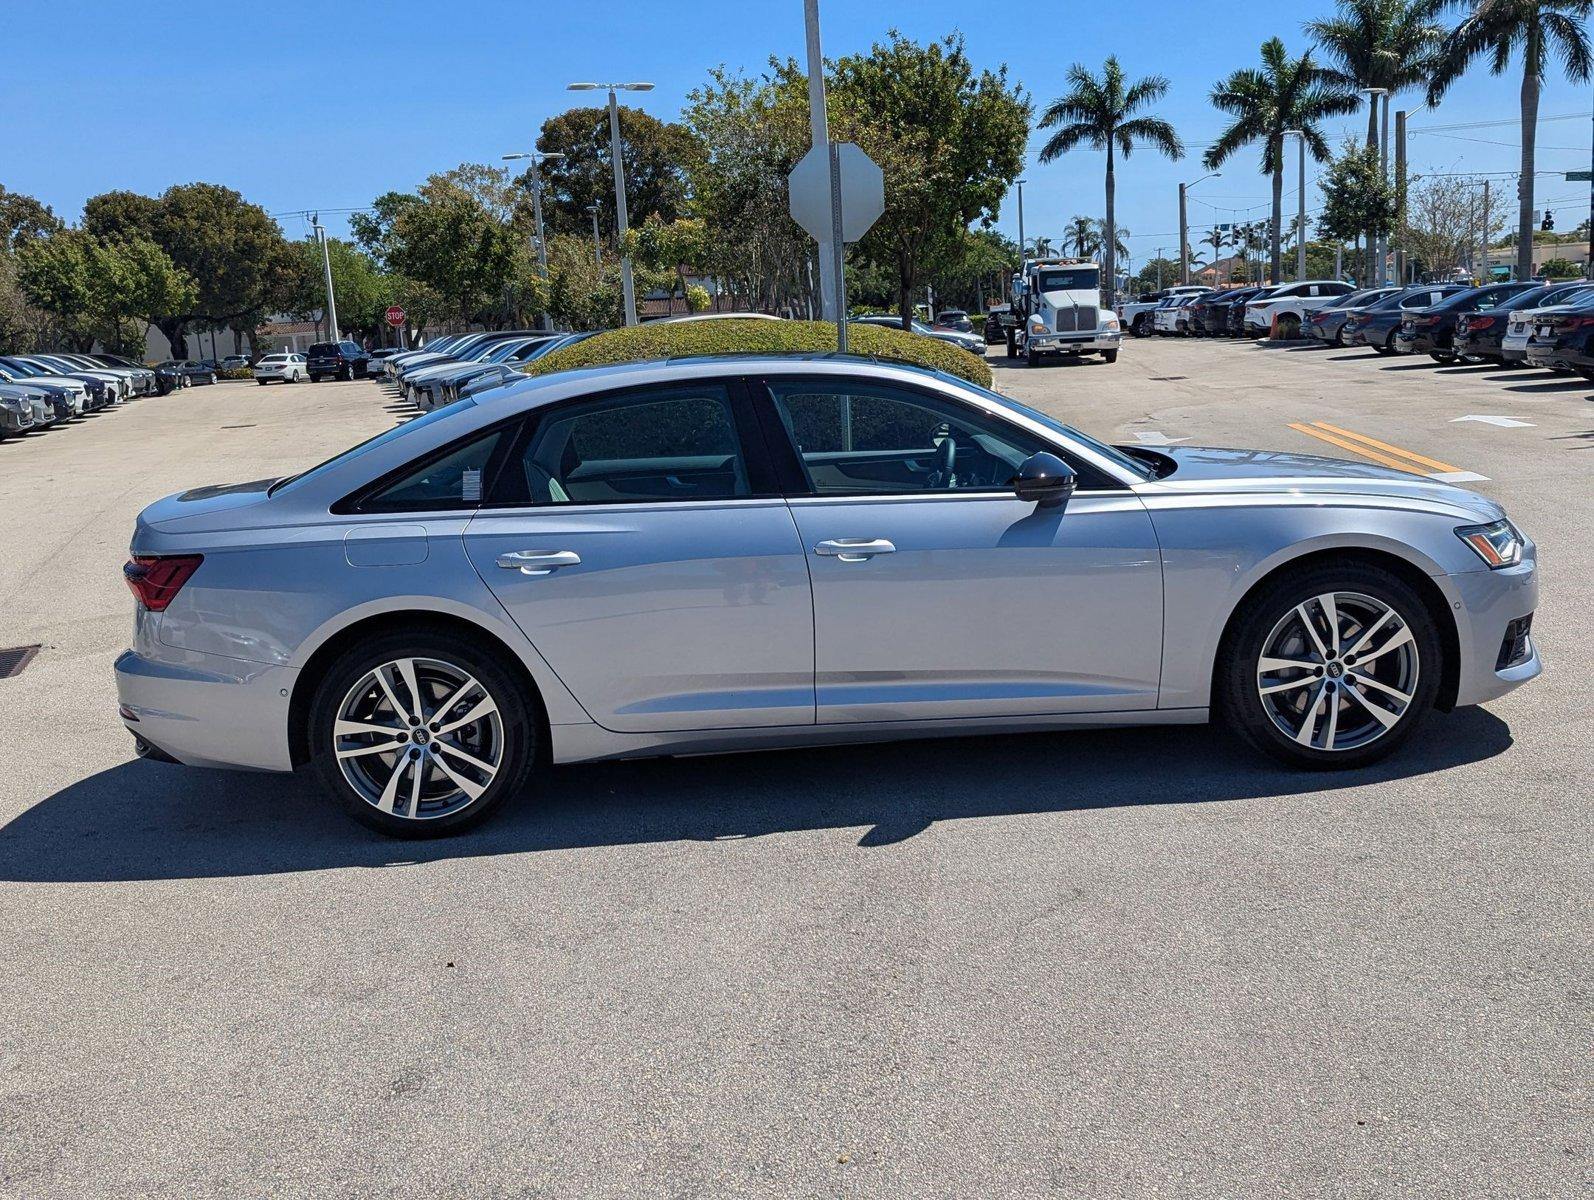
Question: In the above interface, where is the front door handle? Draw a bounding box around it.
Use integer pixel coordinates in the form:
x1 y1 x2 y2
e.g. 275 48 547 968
815 538 896 562
495 549 581 576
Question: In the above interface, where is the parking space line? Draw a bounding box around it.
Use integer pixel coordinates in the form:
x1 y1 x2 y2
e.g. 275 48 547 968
1309 421 1464 474
1287 423 1425 474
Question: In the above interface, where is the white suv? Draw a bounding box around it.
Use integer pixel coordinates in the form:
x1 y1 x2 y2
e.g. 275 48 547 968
1245 280 1357 338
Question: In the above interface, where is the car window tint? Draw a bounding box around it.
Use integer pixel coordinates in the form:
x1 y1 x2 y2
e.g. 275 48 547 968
763 380 1110 495
515 384 749 505
364 430 503 510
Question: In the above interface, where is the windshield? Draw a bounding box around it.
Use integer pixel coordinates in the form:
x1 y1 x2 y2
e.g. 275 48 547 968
958 383 1156 482
1036 268 1098 292
270 399 478 494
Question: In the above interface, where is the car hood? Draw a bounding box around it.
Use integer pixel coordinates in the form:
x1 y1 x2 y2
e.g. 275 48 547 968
1136 446 1503 523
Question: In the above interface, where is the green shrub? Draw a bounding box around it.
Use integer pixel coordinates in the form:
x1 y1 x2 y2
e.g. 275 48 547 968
523 318 993 388
218 366 254 380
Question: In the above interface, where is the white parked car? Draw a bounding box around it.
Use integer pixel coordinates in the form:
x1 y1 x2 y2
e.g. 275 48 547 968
254 353 307 385
1244 280 1357 337
1153 295 1197 335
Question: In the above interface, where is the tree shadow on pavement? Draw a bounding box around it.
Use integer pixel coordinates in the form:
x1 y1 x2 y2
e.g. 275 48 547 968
0 708 1513 883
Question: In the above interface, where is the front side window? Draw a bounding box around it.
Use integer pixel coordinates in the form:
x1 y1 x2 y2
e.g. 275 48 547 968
511 384 750 505
763 380 1110 495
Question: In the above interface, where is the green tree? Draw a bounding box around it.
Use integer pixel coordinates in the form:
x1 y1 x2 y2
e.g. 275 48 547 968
0 185 63 251
282 237 389 340
1064 215 1096 257
384 175 518 328
1037 56 1182 303
1539 257 1579 278
1305 1 1447 142
830 32 1030 327
17 230 196 352
623 215 710 307
1204 39 1359 283
1428 0 1592 281
1317 140 1399 267
536 106 696 236
1129 255 1181 293
349 191 423 269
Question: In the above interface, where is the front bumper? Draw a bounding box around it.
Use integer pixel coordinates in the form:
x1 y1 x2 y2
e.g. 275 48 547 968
0 407 32 434
1444 552 1541 707
1026 329 1121 353
115 644 297 772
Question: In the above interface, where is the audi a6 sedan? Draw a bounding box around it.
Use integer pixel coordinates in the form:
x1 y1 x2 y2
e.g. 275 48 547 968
115 356 1541 837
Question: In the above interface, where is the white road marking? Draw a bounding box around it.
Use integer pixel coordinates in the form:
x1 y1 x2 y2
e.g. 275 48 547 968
1131 431 1191 446
1430 470 1491 483
1452 415 1536 427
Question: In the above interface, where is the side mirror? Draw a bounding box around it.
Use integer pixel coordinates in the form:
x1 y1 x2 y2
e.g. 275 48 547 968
1011 451 1076 509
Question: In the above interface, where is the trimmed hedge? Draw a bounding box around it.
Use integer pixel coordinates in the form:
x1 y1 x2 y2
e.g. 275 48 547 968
522 318 992 388
218 367 254 380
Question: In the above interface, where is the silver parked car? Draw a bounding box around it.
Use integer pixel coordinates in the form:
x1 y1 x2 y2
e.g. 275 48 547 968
115 357 1540 836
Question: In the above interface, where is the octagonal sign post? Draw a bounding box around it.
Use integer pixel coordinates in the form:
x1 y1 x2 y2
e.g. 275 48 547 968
789 141 884 350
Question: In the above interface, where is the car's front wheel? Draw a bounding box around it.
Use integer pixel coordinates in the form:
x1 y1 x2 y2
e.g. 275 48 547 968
1219 563 1441 769
308 629 538 837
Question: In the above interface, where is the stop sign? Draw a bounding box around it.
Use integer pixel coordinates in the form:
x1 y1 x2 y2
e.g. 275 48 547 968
385 305 405 327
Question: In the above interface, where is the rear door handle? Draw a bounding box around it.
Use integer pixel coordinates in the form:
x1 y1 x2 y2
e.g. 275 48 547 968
495 549 581 575
815 538 895 562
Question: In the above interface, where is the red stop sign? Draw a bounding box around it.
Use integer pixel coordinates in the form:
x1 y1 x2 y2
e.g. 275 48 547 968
385 305 405 327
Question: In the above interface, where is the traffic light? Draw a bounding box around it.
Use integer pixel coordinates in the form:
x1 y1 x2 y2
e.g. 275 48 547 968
1541 210 1555 232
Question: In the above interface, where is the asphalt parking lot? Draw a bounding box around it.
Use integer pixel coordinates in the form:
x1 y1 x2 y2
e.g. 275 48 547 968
1 347 1589 1197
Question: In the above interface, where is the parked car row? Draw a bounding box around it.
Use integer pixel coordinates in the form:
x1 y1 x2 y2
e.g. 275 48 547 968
851 314 985 355
1128 277 1594 379
0 352 170 441
374 330 587 411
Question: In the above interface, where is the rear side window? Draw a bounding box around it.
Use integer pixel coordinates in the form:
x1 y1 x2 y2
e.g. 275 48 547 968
361 430 504 511
510 384 751 505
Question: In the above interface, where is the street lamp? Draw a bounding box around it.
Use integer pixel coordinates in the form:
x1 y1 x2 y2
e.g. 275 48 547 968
586 204 602 265
1179 172 1220 285
568 81 655 326
502 150 565 331
1283 130 1307 282
309 213 338 344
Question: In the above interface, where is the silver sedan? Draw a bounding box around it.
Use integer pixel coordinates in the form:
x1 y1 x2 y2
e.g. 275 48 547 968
115 357 1541 836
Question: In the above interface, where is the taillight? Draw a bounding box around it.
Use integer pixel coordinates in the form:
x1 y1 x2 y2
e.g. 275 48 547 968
1467 316 1496 331
124 555 203 611
1414 314 1442 327
1565 315 1594 331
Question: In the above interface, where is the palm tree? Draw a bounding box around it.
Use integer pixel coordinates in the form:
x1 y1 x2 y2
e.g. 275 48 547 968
1026 235 1055 259
1064 215 1096 257
1093 218 1130 261
1038 57 1183 302
1204 39 1360 283
1305 1 1448 278
1201 226 1233 281
1428 1 1592 281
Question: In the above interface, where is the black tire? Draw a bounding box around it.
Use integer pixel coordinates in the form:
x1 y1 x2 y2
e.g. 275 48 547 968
308 628 539 837
1430 352 1454 364
1217 562 1442 770
1101 349 1118 363
1025 342 1038 366
309 374 323 383
256 379 268 386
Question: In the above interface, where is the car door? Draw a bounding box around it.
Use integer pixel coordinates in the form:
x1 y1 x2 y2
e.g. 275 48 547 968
460 379 815 733
753 375 1164 724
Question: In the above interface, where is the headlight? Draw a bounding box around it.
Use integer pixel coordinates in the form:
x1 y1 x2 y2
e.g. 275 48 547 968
1455 519 1523 568
1027 316 1047 334
1103 315 1120 330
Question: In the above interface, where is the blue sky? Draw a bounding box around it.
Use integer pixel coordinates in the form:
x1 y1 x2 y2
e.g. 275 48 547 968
3 0 1589 262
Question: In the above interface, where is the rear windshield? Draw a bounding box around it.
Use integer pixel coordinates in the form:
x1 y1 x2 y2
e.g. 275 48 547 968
308 343 339 356
270 399 477 495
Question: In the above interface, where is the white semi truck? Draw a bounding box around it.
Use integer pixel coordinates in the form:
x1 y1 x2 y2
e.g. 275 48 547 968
1008 258 1122 366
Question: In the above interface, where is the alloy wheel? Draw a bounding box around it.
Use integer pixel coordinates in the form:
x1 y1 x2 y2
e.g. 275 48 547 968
333 656 504 820
1255 591 1419 752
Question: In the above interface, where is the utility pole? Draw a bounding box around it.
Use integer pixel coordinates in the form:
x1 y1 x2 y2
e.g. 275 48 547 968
587 204 602 265
502 150 565 331
1156 247 1164 290
311 214 338 344
1481 178 1491 280
1284 130 1306 281
566 81 654 325
1016 178 1027 269
1393 110 1407 285
1178 183 1189 284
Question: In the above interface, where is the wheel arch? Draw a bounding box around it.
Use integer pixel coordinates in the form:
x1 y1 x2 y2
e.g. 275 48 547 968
287 609 554 769
1210 545 1462 714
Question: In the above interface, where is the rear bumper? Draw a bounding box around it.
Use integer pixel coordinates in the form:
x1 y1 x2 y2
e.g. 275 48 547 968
1453 333 1501 358
115 646 297 772
1523 342 1572 370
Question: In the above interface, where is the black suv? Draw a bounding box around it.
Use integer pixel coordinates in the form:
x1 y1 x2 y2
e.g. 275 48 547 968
306 341 370 382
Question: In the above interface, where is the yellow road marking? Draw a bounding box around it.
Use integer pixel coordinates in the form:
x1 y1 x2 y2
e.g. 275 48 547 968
1287 423 1425 474
1309 421 1464 474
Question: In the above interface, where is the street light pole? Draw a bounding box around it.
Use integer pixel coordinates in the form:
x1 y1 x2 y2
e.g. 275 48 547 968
568 80 654 326
1283 130 1306 281
1016 178 1026 271
1361 87 1389 284
1179 173 1219 285
586 204 602 265
310 213 338 343
502 150 565 331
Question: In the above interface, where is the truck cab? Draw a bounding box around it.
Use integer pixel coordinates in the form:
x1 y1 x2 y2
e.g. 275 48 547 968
1011 259 1122 366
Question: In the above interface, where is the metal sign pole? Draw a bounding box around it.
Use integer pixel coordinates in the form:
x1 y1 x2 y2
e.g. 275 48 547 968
828 140 847 352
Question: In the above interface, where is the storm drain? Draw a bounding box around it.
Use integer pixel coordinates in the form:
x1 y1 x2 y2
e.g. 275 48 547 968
0 645 41 679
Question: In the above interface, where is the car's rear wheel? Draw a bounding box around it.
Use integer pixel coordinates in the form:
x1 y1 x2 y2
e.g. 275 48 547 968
308 630 538 837
1219 563 1441 769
